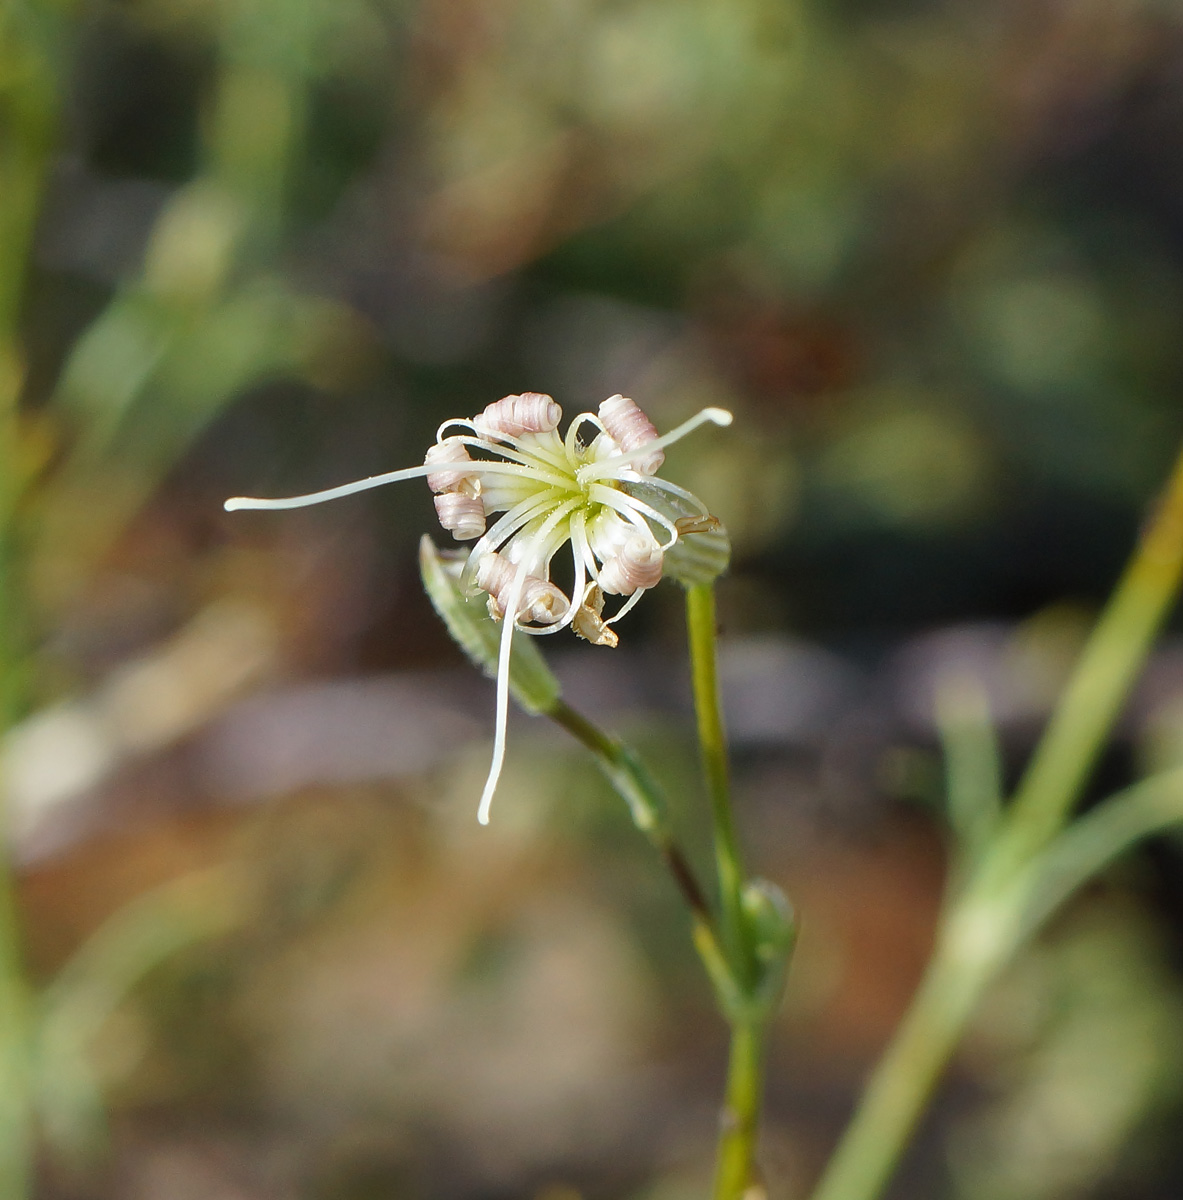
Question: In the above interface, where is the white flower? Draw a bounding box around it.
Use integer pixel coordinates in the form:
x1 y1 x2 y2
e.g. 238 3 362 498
226 392 731 822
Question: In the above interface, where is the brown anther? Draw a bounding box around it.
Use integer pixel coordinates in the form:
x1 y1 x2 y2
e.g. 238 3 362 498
675 514 722 536
571 584 619 648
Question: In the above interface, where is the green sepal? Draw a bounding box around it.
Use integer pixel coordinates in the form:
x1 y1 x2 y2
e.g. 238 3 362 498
741 878 796 1017
620 480 731 585
419 536 562 715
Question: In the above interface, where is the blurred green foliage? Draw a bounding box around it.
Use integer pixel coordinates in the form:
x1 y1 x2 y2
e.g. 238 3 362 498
6 0 1183 1196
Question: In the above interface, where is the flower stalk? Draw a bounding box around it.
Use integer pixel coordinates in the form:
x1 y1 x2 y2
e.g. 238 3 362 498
552 686 779 1200
685 583 793 1200
686 583 752 982
0 402 34 1200
714 1018 766 1200
244 393 792 1200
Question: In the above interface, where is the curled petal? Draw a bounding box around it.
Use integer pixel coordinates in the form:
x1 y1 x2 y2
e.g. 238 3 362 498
598 394 664 475
520 584 570 626
474 393 562 440
425 439 479 495
597 534 664 595
476 552 570 625
434 491 486 540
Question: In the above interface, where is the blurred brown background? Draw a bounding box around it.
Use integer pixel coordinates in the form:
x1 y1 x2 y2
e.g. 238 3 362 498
9 0 1183 1196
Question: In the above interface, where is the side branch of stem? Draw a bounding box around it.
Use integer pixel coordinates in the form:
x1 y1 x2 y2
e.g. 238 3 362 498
548 700 720 939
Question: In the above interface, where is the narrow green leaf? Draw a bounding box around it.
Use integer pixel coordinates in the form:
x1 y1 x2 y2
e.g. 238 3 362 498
1021 765 1183 941
419 536 561 715
935 672 1003 862
36 868 241 1160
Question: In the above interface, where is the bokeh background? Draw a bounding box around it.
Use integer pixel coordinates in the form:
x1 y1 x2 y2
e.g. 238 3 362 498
8 0 1183 1196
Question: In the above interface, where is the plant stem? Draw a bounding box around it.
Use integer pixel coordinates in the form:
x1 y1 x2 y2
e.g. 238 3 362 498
0 854 31 1199
0 418 31 1194
0 436 34 1200
0 16 59 1192
685 583 774 1200
0 359 33 1200
685 583 752 980
555 592 775 1200
1019 766 1183 942
713 1019 765 1200
548 699 735 992
810 437 1183 1200
808 904 1009 1200
0 60 55 348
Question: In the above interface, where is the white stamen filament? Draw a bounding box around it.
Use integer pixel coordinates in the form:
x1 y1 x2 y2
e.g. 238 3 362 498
578 406 733 484
461 490 566 591
477 496 577 824
503 498 582 591
605 585 648 626
625 474 712 516
572 512 601 585
225 458 569 511
225 462 440 510
479 559 529 825
441 434 575 484
561 508 589 635
588 483 679 550
440 419 571 472
565 413 608 462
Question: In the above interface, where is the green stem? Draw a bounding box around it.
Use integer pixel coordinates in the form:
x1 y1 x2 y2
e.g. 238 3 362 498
713 1019 765 1200
685 584 773 1200
811 438 1183 1200
0 475 32 1194
551 684 768 1200
0 856 31 1199
935 674 1003 866
0 75 55 345
1020 766 1183 939
685 583 751 980
0 18 56 1192
548 699 734 992
0 374 33 1200
0 455 34 1200
809 912 1007 1200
